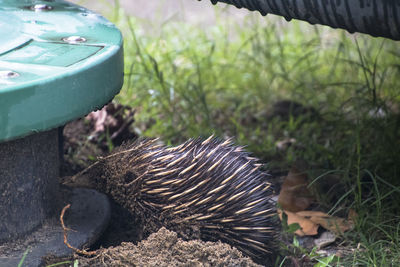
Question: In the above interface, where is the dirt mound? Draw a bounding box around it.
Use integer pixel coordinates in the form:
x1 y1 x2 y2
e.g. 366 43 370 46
63 227 260 267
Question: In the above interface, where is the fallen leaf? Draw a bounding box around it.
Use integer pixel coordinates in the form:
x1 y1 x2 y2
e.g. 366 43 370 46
85 102 136 147
279 209 354 236
296 210 354 234
348 208 358 223
277 165 355 237
279 210 319 236
278 166 314 212
87 108 110 134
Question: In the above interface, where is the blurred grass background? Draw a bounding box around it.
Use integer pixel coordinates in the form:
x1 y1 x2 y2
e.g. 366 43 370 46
72 0 400 265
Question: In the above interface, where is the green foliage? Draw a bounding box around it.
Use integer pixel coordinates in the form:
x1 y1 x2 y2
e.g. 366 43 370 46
17 248 29 267
105 4 400 266
314 255 339 267
117 12 399 153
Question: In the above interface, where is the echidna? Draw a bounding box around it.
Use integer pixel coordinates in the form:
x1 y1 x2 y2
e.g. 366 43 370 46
63 136 279 261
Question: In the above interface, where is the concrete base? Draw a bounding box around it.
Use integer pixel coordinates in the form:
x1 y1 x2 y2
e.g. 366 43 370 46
0 129 59 242
0 188 111 267
0 129 111 266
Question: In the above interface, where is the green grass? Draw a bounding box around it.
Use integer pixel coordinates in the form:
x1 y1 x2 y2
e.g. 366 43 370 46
81 1 400 265
17 248 29 267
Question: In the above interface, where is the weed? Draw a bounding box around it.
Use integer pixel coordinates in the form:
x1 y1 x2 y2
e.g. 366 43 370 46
17 248 29 267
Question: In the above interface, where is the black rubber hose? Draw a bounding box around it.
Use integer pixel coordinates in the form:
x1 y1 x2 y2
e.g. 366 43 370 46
204 0 400 41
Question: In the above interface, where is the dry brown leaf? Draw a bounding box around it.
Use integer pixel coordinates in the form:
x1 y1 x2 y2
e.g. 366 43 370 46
348 208 358 222
296 210 328 217
279 209 354 236
277 165 354 237
278 210 319 236
278 166 314 212
84 102 136 146
296 210 354 234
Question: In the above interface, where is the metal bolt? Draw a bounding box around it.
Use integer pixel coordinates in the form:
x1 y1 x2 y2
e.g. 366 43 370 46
0 71 20 79
62 36 87 44
30 4 53 11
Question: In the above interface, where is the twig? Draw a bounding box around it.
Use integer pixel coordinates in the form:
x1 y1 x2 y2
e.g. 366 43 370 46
60 204 97 256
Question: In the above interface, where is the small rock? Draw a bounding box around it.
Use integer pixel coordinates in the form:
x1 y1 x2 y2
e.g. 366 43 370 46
314 231 336 249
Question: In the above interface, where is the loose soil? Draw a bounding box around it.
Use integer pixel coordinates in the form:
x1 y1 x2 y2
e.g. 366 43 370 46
45 227 261 267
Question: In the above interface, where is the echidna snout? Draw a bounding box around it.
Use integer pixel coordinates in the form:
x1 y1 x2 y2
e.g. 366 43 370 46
64 136 280 261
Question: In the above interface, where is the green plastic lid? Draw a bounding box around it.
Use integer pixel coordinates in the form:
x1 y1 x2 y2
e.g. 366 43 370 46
0 0 124 141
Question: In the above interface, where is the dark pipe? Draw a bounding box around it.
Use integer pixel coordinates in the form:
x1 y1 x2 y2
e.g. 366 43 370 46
204 0 400 41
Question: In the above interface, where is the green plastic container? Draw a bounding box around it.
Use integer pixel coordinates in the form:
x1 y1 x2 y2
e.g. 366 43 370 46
0 0 124 141
0 2 123 264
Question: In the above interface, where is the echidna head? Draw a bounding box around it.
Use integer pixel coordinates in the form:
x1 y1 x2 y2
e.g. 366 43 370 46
61 160 107 191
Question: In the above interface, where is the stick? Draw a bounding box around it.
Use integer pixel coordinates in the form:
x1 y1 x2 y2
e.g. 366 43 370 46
60 204 97 256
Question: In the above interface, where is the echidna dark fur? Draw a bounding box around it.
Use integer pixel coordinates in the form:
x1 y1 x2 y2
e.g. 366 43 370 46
64 136 279 261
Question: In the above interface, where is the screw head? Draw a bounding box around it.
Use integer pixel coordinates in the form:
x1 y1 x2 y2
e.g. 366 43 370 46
30 4 53 11
0 71 20 79
62 36 87 44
